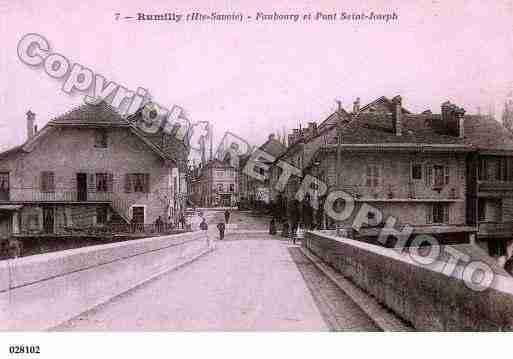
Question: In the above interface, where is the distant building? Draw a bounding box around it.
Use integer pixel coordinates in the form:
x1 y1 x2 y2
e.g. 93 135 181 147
0 102 189 239
190 159 238 207
239 134 287 210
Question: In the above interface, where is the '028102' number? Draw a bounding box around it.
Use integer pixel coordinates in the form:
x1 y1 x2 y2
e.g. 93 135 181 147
9 345 40 354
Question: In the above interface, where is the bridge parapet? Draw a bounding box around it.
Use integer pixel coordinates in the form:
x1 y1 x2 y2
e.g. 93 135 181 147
0 230 215 330
303 231 513 331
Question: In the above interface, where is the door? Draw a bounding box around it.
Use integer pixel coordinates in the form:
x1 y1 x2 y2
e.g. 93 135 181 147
132 206 145 224
43 206 54 234
0 173 9 201
77 173 87 201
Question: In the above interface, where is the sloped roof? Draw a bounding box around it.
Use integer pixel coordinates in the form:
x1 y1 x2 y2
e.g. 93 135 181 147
49 101 128 126
0 102 189 163
326 113 464 145
463 115 513 151
260 138 287 158
359 96 411 114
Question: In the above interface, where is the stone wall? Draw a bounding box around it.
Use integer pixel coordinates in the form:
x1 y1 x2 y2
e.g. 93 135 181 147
303 231 513 331
0 231 214 330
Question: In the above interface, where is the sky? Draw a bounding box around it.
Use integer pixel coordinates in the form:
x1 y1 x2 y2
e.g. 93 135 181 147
1 0 513 152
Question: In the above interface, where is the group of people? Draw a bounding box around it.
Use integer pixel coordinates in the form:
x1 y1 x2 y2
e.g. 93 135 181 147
199 209 231 240
269 217 304 244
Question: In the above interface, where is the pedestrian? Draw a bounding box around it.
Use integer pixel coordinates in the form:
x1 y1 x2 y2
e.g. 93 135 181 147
179 214 186 229
269 217 277 235
217 221 226 240
154 215 163 233
291 221 299 244
224 209 231 224
199 217 208 231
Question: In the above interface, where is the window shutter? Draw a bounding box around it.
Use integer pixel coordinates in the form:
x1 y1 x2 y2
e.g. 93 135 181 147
88 174 96 192
366 166 372 187
144 174 150 193
107 173 114 192
48 172 55 192
443 205 449 223
40 172 46 192
425 165 433 187
426 204 433 224
444 166 450 185
125 174 132 193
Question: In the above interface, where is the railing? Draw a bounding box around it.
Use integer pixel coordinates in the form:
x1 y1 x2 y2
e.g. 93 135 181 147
478 222 513 237
4 190 115 202
478 181 513 192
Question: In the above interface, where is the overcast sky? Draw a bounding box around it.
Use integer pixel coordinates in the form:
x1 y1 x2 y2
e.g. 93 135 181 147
1 0 512 152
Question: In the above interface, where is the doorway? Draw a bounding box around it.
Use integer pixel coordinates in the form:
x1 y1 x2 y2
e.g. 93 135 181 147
42 206 54 234
132 206 145 224
77 173 87 201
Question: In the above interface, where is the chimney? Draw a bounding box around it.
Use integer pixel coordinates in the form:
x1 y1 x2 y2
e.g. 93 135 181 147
392 95 402 136
442 101 465 138
307 122 318 137
353 97 360 113
26 110 35 140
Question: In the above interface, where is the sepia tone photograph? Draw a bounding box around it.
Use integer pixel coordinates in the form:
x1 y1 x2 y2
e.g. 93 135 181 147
1 0 513 356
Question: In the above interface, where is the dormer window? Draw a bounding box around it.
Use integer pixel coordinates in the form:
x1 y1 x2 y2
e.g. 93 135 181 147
95 129 108 148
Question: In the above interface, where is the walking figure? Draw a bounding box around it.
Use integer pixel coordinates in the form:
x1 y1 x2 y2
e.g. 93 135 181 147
217 222 226 240
224 209 231 224
199 217 208 231
269 217 277 235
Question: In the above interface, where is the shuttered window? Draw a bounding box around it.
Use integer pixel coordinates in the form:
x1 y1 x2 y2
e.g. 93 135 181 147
41 171 55 193
428 203 449 224
125 173 150 193
366 165 379 187
96 173 113 192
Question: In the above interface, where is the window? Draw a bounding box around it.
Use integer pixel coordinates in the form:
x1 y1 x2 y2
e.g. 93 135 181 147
41 171 55 193
496 157 513 181
125 173 150 193
96 173 112 192
96 206 108 225
0 172 9 197
489 239 506 257
479 159 489 181
259 167 265 176
411 164 422 180
229 183 234 192
478 200 486 221
94 129 108 148
365 165 380 187
428 203 449 224
434 165 445 188
217 184 223 192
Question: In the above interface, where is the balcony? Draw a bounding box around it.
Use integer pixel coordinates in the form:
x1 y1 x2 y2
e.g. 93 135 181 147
478 181 513 197
3 190 113 203
477 222 513 238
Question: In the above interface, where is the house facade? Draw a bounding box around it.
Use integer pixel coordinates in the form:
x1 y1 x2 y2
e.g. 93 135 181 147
0 102 188 239
190 159 238 207
239 134 287 210
271 96 479 245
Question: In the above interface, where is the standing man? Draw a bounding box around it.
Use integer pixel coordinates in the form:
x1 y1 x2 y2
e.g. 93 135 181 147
224 209 231 224
217 221 226 240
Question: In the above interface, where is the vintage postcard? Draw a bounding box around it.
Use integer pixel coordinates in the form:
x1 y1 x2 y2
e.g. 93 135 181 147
1 0 513 357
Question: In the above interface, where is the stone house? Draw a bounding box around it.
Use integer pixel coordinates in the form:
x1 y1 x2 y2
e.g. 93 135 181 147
239 134 286 210
190 159 238 207
0 102 189 239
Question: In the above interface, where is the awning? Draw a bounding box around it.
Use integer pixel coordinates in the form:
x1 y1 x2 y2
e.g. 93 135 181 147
0 205 23 211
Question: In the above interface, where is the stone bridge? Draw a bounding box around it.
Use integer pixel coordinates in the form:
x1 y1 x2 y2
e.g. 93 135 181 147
1 211 512 331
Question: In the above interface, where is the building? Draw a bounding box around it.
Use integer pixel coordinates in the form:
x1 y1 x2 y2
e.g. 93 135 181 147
239 134 287 210
0 102 189 239
190 159 238 207
271 96 513 257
